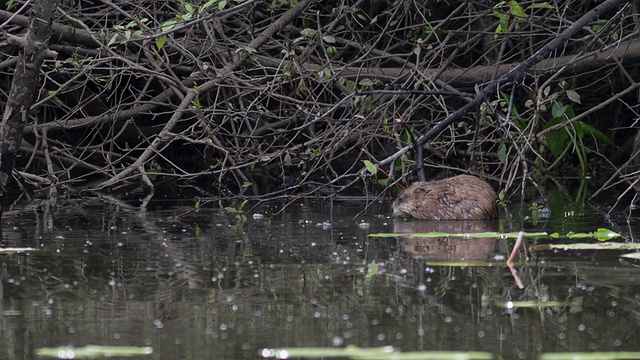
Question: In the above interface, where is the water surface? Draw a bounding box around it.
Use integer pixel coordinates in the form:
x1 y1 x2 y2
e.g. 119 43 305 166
1 194 640 359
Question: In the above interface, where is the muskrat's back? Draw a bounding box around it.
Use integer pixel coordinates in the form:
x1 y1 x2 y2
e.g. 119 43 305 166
393 175 497 220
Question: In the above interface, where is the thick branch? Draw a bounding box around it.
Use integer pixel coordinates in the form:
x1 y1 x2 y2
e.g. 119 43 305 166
0 0 57 212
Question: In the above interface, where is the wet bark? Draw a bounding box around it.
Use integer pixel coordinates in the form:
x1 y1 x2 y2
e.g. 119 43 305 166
0 0 57 226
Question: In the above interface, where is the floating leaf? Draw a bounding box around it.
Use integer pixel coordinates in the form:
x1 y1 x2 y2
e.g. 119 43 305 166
260 346 493 359
36 345 152 358
369 231 548 239
531 242 640 251
370 229 619 241
620 252 640 259
0 247 36 253
496 298 582 309
540 352 640 360
566 228 620 241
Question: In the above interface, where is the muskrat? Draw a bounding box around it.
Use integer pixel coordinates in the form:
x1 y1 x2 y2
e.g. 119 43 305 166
393 175 498 220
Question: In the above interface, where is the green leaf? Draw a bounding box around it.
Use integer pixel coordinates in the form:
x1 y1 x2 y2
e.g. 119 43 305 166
300 28 316 38
358 78 375 87
297 78 308 92
162 20 177 32
184 2 194 14
322 35 336 44
551 101 567 119
108 34 118 46
508 0 527 20
363 160 377 175
528 2 554 10
199 0 218 15
575 121 614 145
497 143 507 162
566 90 581 104
544 118 566 157
155 35 167 50
365 263 379 279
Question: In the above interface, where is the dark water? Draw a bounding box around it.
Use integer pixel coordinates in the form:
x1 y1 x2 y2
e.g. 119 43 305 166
1 191 640 359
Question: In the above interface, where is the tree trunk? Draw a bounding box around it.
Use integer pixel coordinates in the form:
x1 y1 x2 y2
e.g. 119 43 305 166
0 0 57 228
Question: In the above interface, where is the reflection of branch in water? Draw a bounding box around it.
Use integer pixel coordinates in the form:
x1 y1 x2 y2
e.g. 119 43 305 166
507 231 531 266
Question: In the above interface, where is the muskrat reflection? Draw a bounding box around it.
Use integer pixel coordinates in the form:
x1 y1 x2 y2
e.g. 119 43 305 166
393 219 498 261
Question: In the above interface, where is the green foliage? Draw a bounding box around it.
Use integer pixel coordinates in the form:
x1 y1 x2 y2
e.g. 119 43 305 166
362 160 388 186
497 91 527 130
500 83 613 176
365 262 378 279
224 200 248 224
543 94 612 175
493 1 554 39
392 123 415 175
363 160 377 175
497 190 506 206
338 76 357 92
497 143 507 162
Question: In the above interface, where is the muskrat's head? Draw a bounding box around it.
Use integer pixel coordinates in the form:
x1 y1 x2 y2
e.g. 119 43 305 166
392 182 433 219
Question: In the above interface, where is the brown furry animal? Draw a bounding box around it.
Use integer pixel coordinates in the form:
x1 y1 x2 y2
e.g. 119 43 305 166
393 175 498 220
